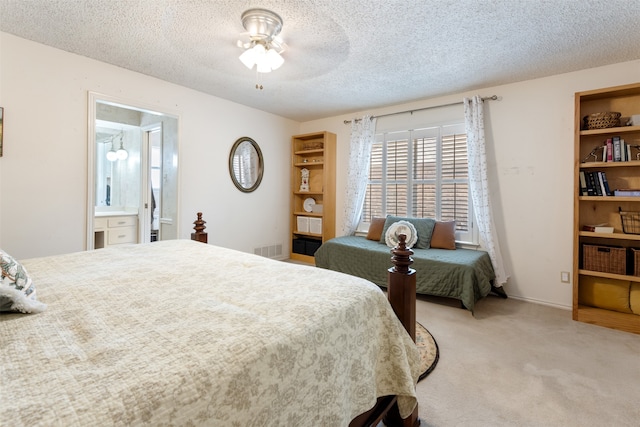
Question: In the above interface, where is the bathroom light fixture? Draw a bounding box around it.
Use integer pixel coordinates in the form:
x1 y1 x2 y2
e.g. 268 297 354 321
237 8 286 87
106 137 118 162
116 134 128 160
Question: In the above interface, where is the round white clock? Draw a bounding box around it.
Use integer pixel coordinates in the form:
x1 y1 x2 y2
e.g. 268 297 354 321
303 197 316 212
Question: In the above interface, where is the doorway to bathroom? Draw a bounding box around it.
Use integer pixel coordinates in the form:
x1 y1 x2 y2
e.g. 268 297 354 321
87 92 179 250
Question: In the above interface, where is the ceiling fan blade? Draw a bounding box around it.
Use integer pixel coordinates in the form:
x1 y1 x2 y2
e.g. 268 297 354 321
271 37 287 53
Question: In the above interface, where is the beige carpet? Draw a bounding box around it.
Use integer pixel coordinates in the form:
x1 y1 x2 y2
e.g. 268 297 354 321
413 294 640 427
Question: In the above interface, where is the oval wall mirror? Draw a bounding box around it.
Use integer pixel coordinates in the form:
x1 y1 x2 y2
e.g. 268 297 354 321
229 137 264 193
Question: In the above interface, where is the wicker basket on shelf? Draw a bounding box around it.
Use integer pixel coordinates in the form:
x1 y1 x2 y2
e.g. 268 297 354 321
585 112 621 129
631 248 640 276
582 244 626 275
619 209 640 234
302 141 323 150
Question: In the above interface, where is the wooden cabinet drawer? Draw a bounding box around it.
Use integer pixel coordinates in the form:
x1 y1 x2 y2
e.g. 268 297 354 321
107 226 137 245
94 217 107 230
95 215 138 248
108 216 136 228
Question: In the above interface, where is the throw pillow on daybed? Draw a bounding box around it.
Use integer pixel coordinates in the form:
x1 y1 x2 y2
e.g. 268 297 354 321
430 220 457 250
384 220 418 249
379 216 436 249
0 249 46 314
366 217 386 240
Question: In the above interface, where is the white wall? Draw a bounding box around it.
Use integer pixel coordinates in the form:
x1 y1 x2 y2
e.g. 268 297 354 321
299 59 640 309
0 32 299 259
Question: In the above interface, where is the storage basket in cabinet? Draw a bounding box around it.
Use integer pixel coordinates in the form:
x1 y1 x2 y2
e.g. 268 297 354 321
632 248 640 276
619 209 640 235
582 244 626 275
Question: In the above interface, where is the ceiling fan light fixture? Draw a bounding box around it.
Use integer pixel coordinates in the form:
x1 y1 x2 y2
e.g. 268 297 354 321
239 46 257 69
238 8 285 76
266 48 284 70
256 58 272 73
241 8 283 40
253 43 266 55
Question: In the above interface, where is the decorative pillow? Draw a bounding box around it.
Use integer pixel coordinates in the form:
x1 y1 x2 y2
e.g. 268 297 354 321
630 283 640 315
578 276 631 314
0 249 46 313
384 220 418 249
366 217 386 241
430 221 457 250
379 216 436 249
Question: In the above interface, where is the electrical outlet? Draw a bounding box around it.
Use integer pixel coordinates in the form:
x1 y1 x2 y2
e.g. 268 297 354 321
561 271 570 283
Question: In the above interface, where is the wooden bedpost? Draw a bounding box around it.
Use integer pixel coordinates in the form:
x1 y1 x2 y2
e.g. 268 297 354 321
191 212 208 244
349 234 420 427
384 233 420 427
387 234 416 340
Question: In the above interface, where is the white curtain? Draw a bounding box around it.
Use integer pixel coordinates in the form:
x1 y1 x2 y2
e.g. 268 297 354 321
464 96 509 286
341 115 377 235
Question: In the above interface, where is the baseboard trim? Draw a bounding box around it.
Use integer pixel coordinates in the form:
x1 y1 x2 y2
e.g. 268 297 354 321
508 295 571 311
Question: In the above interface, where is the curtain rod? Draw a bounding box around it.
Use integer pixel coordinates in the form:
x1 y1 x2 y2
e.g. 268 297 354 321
343 95 498 124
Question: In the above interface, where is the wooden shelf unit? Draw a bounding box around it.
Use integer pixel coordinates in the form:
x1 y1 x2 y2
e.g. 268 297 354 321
290 131 336 264
573 82 640 334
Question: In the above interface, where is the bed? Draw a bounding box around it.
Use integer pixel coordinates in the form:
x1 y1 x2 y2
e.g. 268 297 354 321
315 235 497 312
1 238 421 426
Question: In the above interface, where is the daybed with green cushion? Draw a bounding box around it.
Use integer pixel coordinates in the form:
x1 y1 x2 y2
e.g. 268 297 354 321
314 216 498 312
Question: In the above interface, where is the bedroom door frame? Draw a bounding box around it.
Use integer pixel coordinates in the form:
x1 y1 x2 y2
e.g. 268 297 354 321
86 92 180 250
140 124 163 244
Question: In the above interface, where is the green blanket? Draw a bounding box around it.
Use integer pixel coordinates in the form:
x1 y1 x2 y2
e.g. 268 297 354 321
315 236 495 312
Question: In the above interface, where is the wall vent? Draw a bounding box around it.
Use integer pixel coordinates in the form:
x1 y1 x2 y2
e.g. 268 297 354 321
254 243 283 259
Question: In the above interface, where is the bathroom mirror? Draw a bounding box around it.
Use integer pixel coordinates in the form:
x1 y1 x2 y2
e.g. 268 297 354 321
229 137 263 193
95 122 141 209
87 92 179 250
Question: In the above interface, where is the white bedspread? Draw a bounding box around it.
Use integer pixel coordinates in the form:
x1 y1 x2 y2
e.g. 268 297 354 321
1 240 420 426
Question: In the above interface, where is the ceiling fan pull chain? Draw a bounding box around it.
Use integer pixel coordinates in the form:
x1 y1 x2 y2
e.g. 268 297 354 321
255 69 263 90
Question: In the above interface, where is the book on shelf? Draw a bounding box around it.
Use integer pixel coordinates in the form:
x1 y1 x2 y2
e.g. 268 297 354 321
597 172 606 196
613 189 640 197
581 171 612 196
599 171 612 196
599 136 635 163
613 136 622 162
586 171 602 196
626 141 632 162
579 171 589 196
582 224 614 233
583 171 596 196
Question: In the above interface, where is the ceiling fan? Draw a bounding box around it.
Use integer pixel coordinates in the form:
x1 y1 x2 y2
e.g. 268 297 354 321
236 8 287 86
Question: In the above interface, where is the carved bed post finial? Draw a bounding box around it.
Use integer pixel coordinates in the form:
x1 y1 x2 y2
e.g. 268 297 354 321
191 212 208 244
391 234 414 274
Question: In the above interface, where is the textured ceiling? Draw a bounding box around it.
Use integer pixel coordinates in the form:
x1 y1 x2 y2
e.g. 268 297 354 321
1 0 640 121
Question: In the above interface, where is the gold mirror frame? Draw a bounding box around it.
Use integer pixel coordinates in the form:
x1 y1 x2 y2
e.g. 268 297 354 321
229 136 264 193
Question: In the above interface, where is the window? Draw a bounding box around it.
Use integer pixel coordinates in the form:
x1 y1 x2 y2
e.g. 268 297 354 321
362 123 476 243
